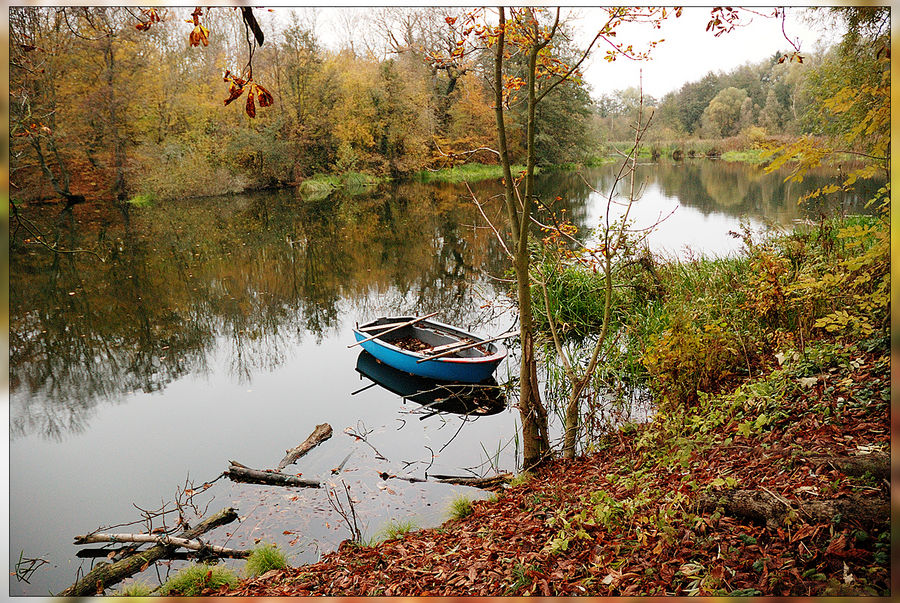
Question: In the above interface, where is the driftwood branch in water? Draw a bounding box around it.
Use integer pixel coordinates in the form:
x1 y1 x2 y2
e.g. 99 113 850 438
276 423 333 471
226 461 320 488
73 533 250 558
697 489 888 528
379 472 513 490
57 506 239 597
431 473 513 490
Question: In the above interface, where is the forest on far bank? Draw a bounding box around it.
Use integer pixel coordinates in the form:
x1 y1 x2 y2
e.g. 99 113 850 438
9 6 888 203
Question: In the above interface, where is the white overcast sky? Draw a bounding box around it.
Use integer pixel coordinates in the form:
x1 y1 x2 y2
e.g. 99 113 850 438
284 4 842 100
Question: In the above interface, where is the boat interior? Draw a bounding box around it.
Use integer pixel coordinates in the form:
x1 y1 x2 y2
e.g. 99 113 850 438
363 320 493 358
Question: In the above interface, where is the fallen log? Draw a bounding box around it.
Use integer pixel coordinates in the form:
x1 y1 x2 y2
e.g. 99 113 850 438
226 461 320 488
697 489 888 528
430 473 513 491
276 423 333 472
57 506 239 597
73 533 250 559
804 451 890 481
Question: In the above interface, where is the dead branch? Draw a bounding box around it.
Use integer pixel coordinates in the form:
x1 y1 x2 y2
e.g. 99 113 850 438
276 423 333 472
344 422 388 461
327 480 362 543
73 533 250 558
58 506 240 597
225 461 321 488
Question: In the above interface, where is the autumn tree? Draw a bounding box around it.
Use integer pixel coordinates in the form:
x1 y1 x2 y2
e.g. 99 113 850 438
700 86 750 137
431 7 671 466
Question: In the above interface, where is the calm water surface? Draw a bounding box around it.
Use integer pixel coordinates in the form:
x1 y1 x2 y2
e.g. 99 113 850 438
8 160 876 595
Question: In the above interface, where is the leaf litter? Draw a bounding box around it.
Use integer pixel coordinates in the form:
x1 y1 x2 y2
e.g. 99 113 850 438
218 348 889 597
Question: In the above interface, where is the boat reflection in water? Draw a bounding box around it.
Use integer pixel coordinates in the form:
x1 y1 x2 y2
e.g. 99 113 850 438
354 351 506 417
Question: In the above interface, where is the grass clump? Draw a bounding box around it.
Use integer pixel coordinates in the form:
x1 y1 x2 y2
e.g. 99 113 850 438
374 519 417 542
244 543 289 577
448 495 474 520
508 472 532 488
158 563 239 596
114 580 154 596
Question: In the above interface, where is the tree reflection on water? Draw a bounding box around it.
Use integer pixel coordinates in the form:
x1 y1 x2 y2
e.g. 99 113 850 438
10 161 877 440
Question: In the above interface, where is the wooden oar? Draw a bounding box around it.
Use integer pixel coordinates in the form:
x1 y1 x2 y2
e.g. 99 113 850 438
347 311 440 349
416 330 517 363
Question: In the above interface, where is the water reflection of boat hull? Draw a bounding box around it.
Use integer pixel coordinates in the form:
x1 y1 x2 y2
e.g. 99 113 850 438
355 351 506 416
352 316 506 383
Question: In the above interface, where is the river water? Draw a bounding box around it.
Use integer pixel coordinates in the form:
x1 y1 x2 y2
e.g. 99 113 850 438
7 160 877 595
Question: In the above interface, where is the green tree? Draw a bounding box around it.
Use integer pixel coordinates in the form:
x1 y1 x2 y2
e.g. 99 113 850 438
701 86 749 137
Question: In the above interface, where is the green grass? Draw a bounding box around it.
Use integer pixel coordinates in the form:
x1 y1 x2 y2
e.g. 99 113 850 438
448 495 474 520
299 171 381 201
244 543 289 577
721 149 767 163
158 563 239 596
373 519 417 542
126 193 155 208
413 162 532 184
114 580 154 596
508 472 532 488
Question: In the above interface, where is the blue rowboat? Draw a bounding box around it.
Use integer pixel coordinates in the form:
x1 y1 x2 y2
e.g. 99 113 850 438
352 316 507 383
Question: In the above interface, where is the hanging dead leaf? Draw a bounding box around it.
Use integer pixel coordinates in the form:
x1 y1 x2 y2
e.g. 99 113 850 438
189 25 209 47
255 83 274 107
223 83 244 106
245 88 256 118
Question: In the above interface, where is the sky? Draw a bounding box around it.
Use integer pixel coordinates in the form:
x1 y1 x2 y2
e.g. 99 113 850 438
573 6 839 99
294 4 842 100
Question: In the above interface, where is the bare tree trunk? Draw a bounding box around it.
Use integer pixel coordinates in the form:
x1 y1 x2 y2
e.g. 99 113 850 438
493 8 550 468
103 29 127 203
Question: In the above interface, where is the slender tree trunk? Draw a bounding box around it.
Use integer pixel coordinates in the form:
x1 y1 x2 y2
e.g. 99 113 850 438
493 9 550 468
104 32 127 203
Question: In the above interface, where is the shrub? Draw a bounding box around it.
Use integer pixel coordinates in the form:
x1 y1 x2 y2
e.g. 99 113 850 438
244 543 289 577
158 563 239 596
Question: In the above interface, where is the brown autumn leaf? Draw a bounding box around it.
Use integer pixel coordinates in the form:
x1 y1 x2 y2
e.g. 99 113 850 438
255 83 274 107
245 88 256 118
189 25 209 47
223 82 244 106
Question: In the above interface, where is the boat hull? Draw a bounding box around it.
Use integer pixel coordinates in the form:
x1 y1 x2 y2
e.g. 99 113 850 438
353 317 506 383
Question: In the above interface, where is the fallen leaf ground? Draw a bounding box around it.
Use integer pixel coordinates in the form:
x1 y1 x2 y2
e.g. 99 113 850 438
221 347 890 597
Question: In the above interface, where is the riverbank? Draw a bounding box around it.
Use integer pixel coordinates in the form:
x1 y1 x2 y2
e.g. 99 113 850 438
221 338 889 596
12 142 782 208
211 214 890 597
